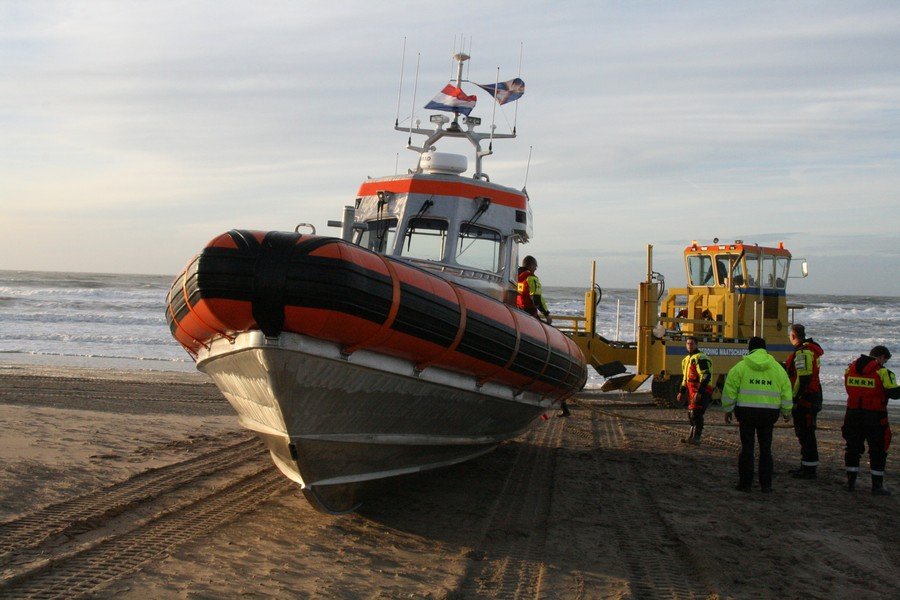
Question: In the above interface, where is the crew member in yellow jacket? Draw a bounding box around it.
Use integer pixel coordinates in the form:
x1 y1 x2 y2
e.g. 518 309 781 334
722 337 793 493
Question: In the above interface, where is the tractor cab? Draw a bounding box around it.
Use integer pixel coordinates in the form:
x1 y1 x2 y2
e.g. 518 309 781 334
661 240 805 341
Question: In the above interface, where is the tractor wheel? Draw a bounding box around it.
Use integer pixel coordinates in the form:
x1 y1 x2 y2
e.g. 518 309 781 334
651 374 683 408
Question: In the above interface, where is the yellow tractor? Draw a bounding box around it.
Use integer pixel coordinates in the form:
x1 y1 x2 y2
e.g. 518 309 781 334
556 240 808 406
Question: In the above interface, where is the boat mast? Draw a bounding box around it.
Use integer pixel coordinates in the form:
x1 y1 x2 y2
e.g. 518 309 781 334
397 52 516 180
450 52 469 130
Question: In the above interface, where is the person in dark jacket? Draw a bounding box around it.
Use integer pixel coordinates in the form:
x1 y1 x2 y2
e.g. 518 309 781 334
785 324 825 479
843 345 900 495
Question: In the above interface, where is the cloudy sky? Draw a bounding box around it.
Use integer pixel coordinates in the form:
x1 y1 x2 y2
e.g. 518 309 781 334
2 1 899 295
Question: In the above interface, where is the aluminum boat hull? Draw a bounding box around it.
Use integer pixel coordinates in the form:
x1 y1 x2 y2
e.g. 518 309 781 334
197 330 552 513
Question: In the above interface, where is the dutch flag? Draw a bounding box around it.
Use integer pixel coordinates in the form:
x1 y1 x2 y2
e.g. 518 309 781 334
424 84 477 116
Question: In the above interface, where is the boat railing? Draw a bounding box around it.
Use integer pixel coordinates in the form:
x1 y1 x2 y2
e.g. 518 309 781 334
554 296 635 343
405 259 504 284
787 303 805 325
657 315 725 340
550 315 587 334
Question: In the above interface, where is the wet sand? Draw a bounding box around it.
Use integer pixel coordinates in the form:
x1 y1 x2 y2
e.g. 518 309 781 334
0 363 897 599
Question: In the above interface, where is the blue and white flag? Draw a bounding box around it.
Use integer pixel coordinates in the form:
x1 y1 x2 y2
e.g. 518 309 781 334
425 84 477 116
475 78 525 105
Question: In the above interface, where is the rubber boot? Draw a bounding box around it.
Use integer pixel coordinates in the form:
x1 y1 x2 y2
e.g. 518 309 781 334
791 466 817 479
557 401 570 418
872 475 891 496
691 423 703 445
681 426 695 444
847 472 857 492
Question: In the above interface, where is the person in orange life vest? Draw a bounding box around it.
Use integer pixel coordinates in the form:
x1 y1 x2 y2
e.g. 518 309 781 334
517 256 566 416
842 345 900 495
516 256 552 325
785 324 825 479
676 336 713 444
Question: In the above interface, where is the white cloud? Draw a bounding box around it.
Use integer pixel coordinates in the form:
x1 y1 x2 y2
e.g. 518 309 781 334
0 1 898 295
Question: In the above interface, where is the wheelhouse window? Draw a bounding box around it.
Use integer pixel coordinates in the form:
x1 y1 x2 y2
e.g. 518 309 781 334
358 218 397 254
401 217 448 261
508 242 520 284
456 223 502 272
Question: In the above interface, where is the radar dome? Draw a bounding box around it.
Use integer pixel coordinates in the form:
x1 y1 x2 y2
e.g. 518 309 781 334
420 151 467 175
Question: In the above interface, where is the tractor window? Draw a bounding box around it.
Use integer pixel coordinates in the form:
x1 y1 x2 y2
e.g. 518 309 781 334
775 256 790 288
715 256 737 286
358 218 398 254
687 254 715 286
719 254 744 286
761 254 777 288
744 254 759 287
456 223 503 272
401 217 448 261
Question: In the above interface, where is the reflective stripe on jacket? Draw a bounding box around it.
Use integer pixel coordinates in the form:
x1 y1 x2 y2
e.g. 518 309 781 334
681 351 713 397
517 270 549 316
786 339 824 401
721 349 793 415
845 355 896 412
516 270 535 313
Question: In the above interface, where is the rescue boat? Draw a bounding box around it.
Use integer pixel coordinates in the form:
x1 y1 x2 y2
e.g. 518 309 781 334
165 53 586 513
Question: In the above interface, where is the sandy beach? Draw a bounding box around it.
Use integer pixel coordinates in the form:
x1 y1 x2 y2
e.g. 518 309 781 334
0 364 897 599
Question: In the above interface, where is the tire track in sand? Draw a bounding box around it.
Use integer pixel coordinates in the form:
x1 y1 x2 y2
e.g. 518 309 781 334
591 407 716 600
0 436 264 569
454 416 564 599
0 467 290 599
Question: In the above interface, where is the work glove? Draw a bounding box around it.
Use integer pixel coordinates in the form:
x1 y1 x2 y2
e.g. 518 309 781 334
724 412 733 424
677 392 685 405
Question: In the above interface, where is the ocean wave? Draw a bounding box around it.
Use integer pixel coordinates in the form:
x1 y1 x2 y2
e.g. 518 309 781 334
0 349 191 363
0 331 174 346
0 311 165 326
0 274 896 381
0 270 172 288
0 287 166 303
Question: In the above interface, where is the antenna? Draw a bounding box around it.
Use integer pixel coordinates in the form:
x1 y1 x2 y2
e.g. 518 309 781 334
465 37 472 81
523 145 533 190
394 152 399 176
514 42 524 132
407 53 421 146
394 37 407 127
449 36 457 79
488 66 500 151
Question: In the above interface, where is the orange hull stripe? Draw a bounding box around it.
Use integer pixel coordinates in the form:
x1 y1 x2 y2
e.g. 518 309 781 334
357 179 527 209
